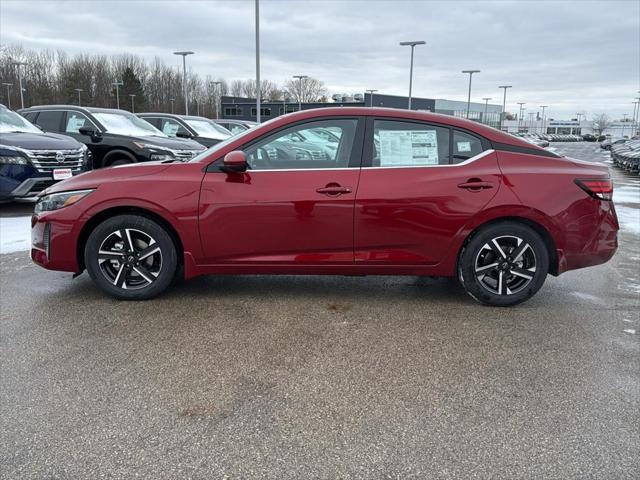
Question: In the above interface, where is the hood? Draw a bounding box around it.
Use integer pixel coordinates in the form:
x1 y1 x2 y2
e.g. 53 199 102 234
107 133 205 150
41 161 172 195
0 131 83 150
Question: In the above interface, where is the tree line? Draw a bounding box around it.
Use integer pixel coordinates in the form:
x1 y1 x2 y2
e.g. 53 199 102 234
0 44 328 117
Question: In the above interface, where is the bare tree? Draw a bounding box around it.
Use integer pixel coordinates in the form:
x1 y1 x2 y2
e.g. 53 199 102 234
283 76 327 103
592 114 611 136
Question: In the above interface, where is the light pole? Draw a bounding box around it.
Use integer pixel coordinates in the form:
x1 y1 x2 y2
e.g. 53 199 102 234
112 81 123 109
399 41 425 109
517 102 526 130
482 97 491 124
129 94 136 113
2 83 12 109
11 61 26 109
170 98 175 114
540 105 548 135
211 81 222 119
173 51 194 115
255 0 261 123
292 75 308 111
461 70 480 119
498 85 512 131
75 88 84 106
528 112 535 132
366 89 378 107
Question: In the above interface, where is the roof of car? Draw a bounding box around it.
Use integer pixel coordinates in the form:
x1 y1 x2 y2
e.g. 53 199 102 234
20 105 134 115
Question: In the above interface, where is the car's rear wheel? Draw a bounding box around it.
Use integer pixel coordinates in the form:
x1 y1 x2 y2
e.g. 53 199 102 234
458 222 549 307
85 215 177 300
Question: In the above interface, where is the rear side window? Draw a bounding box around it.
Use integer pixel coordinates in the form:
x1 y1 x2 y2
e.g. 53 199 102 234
452 130 484 163
34 111 64 132
373 120 450 167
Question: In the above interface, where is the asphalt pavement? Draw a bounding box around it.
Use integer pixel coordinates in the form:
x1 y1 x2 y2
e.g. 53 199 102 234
1 142 638 479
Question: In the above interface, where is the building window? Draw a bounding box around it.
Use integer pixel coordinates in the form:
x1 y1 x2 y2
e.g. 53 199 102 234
224 106 242 117
251 107 272 116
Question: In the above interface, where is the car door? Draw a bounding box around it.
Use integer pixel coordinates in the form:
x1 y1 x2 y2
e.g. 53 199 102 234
354 118 501 265
61 111 108 165
198 117 364 265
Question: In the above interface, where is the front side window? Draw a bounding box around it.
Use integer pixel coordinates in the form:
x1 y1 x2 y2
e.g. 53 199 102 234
373 120 449 167
34 110 64 132
65 112 92 133
244 119 358 170
160 118 189 137
452 130 484 163
93 112 167 137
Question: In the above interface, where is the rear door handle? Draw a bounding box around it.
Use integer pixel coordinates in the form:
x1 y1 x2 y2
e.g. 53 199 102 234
457 181 494 190
316 185 352 196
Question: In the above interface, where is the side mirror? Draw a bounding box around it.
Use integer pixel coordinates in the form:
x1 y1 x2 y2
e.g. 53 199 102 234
221 150 247 173
176 131 193 139
78 127 101 139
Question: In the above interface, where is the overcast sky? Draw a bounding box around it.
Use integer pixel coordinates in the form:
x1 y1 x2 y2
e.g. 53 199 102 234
1 0 639 119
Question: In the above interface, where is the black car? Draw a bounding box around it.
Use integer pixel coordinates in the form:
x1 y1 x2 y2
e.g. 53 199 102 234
582 133 597 142
211 119 258 135
136 113 232 148
19 106 206 168
1 104 89 201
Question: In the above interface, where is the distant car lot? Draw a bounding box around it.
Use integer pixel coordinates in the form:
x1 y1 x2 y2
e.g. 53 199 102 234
1 141 638 478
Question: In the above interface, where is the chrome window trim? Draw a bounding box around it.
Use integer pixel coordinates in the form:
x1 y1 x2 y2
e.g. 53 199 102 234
362 149 495 169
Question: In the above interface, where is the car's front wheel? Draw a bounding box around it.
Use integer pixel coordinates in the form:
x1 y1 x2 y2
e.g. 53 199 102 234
458 222 549 307
85 215 177 300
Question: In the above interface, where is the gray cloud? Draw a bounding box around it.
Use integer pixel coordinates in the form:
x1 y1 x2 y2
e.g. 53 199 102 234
1 0 638 118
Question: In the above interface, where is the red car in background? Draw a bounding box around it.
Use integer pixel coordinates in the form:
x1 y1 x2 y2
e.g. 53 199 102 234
30 108 618 306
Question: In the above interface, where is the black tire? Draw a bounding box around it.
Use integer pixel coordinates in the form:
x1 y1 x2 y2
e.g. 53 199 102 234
84 215 177 300
458 222 549 307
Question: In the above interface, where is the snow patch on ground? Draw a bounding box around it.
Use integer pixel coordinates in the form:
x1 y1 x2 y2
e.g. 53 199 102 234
0 216 31 254
614 186 640 205
616 206 640 235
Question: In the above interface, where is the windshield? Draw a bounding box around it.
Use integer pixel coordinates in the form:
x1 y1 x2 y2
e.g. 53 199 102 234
0 108 42 134
185 119 231 140
93 112 167 137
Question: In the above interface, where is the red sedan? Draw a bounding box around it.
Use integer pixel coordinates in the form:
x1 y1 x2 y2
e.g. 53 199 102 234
31 108 618 306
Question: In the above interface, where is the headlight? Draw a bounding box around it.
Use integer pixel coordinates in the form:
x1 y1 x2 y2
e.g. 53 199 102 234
149 153 174 161
35 189 94 213
0 155 29 165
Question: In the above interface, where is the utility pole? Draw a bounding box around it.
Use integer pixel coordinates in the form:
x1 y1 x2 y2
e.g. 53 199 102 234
517 102 526 131
170 98 175 114
366 89 378 107
112 81 123 109
2 83 12 109
11 61 27 109
211 81 222 119
75 88 83 106
462 70 480 119
173 51 194 115
482 97 491 124
129 94 136 113
399 40 426 109
498 85 512 131
255 0 261 123
293 75 308 111
540 105 548 135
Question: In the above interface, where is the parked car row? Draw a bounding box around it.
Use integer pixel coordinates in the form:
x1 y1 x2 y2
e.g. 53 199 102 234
1 104 260 202
513 133 549 148
610 138 640 175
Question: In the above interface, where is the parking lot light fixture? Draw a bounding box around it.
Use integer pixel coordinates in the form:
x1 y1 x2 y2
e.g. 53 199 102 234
11 61 26 109
292 75 308 111
517 102 526 130
498 85 512 131
540 105 548 135
2 83 12 109
112 81 123 109
211 81 223 119
482 97 491 124
461 70 480 119
399 41 425 109
74 88 84 106
366 89 378 107
173 51 194 115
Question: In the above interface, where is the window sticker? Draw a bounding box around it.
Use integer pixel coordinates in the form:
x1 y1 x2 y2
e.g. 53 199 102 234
162 122 180 136
66 115 87 133
379 130 438 166
457 141 472 152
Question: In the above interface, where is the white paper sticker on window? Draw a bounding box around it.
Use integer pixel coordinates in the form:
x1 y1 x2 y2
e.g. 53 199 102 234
457 141 471 152
162 122 180 136
66 116 87 133
379 130 438 166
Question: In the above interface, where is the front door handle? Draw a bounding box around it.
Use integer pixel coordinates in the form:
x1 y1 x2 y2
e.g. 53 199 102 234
457 180 494 191
316 184 352 196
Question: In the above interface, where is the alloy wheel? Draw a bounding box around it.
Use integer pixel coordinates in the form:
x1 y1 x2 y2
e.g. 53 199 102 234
474 235 537 296
97 228 162 290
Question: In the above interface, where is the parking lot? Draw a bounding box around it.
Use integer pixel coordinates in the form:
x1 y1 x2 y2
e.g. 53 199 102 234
1 142 639 478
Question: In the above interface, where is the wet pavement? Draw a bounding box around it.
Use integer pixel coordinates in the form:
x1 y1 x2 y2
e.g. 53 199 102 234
1 142 639 479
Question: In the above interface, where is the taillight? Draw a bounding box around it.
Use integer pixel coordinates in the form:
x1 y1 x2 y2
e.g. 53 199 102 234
575 178 613 201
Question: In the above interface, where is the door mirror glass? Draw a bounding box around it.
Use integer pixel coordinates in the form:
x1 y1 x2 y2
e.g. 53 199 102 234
221 150 247 173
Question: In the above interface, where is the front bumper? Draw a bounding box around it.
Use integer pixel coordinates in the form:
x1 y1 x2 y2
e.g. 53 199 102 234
31 210 82 273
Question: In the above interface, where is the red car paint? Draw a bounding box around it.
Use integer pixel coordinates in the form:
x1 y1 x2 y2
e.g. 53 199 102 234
31 107 618 280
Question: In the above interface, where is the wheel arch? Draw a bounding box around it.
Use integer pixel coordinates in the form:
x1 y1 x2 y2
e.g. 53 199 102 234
101 148 137 167
76 206 185 273
457 216 559 276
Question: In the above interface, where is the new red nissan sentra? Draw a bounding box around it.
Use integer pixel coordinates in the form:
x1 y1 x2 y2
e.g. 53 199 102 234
31 108 618 306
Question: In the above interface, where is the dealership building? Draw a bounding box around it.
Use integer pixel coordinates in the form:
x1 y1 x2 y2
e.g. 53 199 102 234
221 93 503 127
